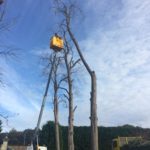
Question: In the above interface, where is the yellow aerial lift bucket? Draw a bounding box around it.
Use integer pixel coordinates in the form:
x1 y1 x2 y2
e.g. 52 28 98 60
50 34 63 52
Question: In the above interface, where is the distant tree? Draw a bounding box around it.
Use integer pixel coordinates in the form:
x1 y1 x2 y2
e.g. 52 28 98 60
3 123 147 150
39 121 55 150
40 122 145 150
8 128 22 145
23 129 35 145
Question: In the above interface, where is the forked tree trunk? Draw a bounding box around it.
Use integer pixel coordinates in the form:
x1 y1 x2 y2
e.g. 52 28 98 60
66 23 99 150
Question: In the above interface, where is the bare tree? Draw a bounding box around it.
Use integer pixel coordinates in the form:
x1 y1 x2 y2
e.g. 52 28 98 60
53 1 99 150
0 0 19 84
0 0 17 33
0 0 19 129
64 37 74 150
0 112 19 129
53 59 61 150
61 31 80 150
0 0 18 56
52 55 62 150
48 45 79 150
45 31 80 150
41 52 67 150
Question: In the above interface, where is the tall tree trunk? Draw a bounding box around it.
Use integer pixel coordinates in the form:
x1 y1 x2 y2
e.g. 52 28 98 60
68 81 74 150
66 23 99 150
68 89 74 150
91 71 98 150
64 48 74 150
54 85 60 150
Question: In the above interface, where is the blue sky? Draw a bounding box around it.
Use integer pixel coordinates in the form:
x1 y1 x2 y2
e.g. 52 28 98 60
0 0 150 132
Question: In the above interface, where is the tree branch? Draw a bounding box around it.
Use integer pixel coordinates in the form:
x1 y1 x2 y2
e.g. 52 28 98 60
59 86 69 94
71 58 80 69
73 105 77 112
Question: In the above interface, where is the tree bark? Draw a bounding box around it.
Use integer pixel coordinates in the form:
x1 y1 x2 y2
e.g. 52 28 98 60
68 86 74 150
91 71 98 150
53 61 60 150
54 92 60 150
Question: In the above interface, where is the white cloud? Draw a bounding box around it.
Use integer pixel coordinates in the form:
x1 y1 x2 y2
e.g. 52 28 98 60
0 60 53 132
76 0 150 127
